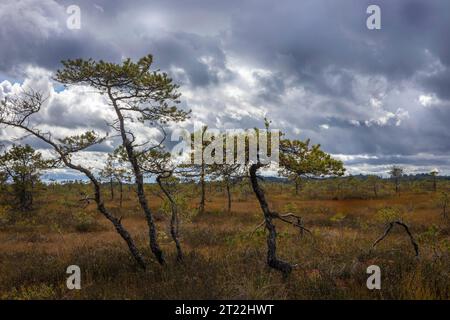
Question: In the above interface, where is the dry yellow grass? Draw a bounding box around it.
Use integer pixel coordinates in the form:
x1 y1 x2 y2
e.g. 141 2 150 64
0 181 449 299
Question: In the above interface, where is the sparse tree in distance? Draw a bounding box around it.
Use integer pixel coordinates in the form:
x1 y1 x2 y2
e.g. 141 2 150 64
279 138 345 196
430 168 439 192
100 154 117 201
0 144 53 211
390 166 404 193
100 152 131 207
210 162 242 213
195 126 208 215
208 133 244 213
367 175 380 198
179 125 213 215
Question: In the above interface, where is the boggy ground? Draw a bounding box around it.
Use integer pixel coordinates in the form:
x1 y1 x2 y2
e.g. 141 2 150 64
0 181 449 299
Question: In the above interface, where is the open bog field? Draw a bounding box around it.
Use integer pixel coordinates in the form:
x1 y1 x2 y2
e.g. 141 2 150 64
3 0 450 308
0 180 449 300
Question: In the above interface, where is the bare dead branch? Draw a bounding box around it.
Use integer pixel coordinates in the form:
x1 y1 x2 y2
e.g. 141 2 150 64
79 193 95 208
372 220 419 256
251 213 312 238
275 212 312 236
250 219 266 237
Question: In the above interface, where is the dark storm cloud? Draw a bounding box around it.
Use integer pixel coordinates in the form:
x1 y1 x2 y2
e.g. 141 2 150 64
140 32 234 87
0 0 232 88
0 1 121 73
226 0 450 92
252 71 287 104
1 0 450 173
423 71 450 101
3 0 449 92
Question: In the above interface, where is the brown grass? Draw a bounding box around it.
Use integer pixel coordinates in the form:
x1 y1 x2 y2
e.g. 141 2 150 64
0 181 449 299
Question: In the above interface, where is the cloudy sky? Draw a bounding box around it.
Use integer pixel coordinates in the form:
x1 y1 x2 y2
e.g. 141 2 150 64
1 0 449 179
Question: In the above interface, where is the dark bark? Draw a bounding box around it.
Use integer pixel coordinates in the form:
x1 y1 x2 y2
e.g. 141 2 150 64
197 126 207 214
15 173 33 211
16 183 33 211
109 90 165 265
199 161 206 214
110 177 114 200
119 180 123 208
249 163 293 276
226 180 231 213
93 181 147 269
372 220 419 256
62 159 147 269
156 175 183 262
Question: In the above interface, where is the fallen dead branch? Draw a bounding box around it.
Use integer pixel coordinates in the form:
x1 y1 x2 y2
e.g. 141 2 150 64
372 220 419 256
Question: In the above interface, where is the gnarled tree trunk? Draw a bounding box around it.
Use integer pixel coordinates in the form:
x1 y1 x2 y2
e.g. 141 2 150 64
59 154 147 269
249 163 293 276
110 177 114 200
109 90 165 265
157 175 183 262
199 161 206 214
225 179 232 213
119 180 123 208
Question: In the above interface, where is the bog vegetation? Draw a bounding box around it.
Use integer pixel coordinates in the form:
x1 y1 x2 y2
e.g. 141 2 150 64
0 55 448 299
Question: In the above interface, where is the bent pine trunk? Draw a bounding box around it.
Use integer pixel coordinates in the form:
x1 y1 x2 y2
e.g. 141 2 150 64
109 90 165 265
157 175 183 262
249 163 293 276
